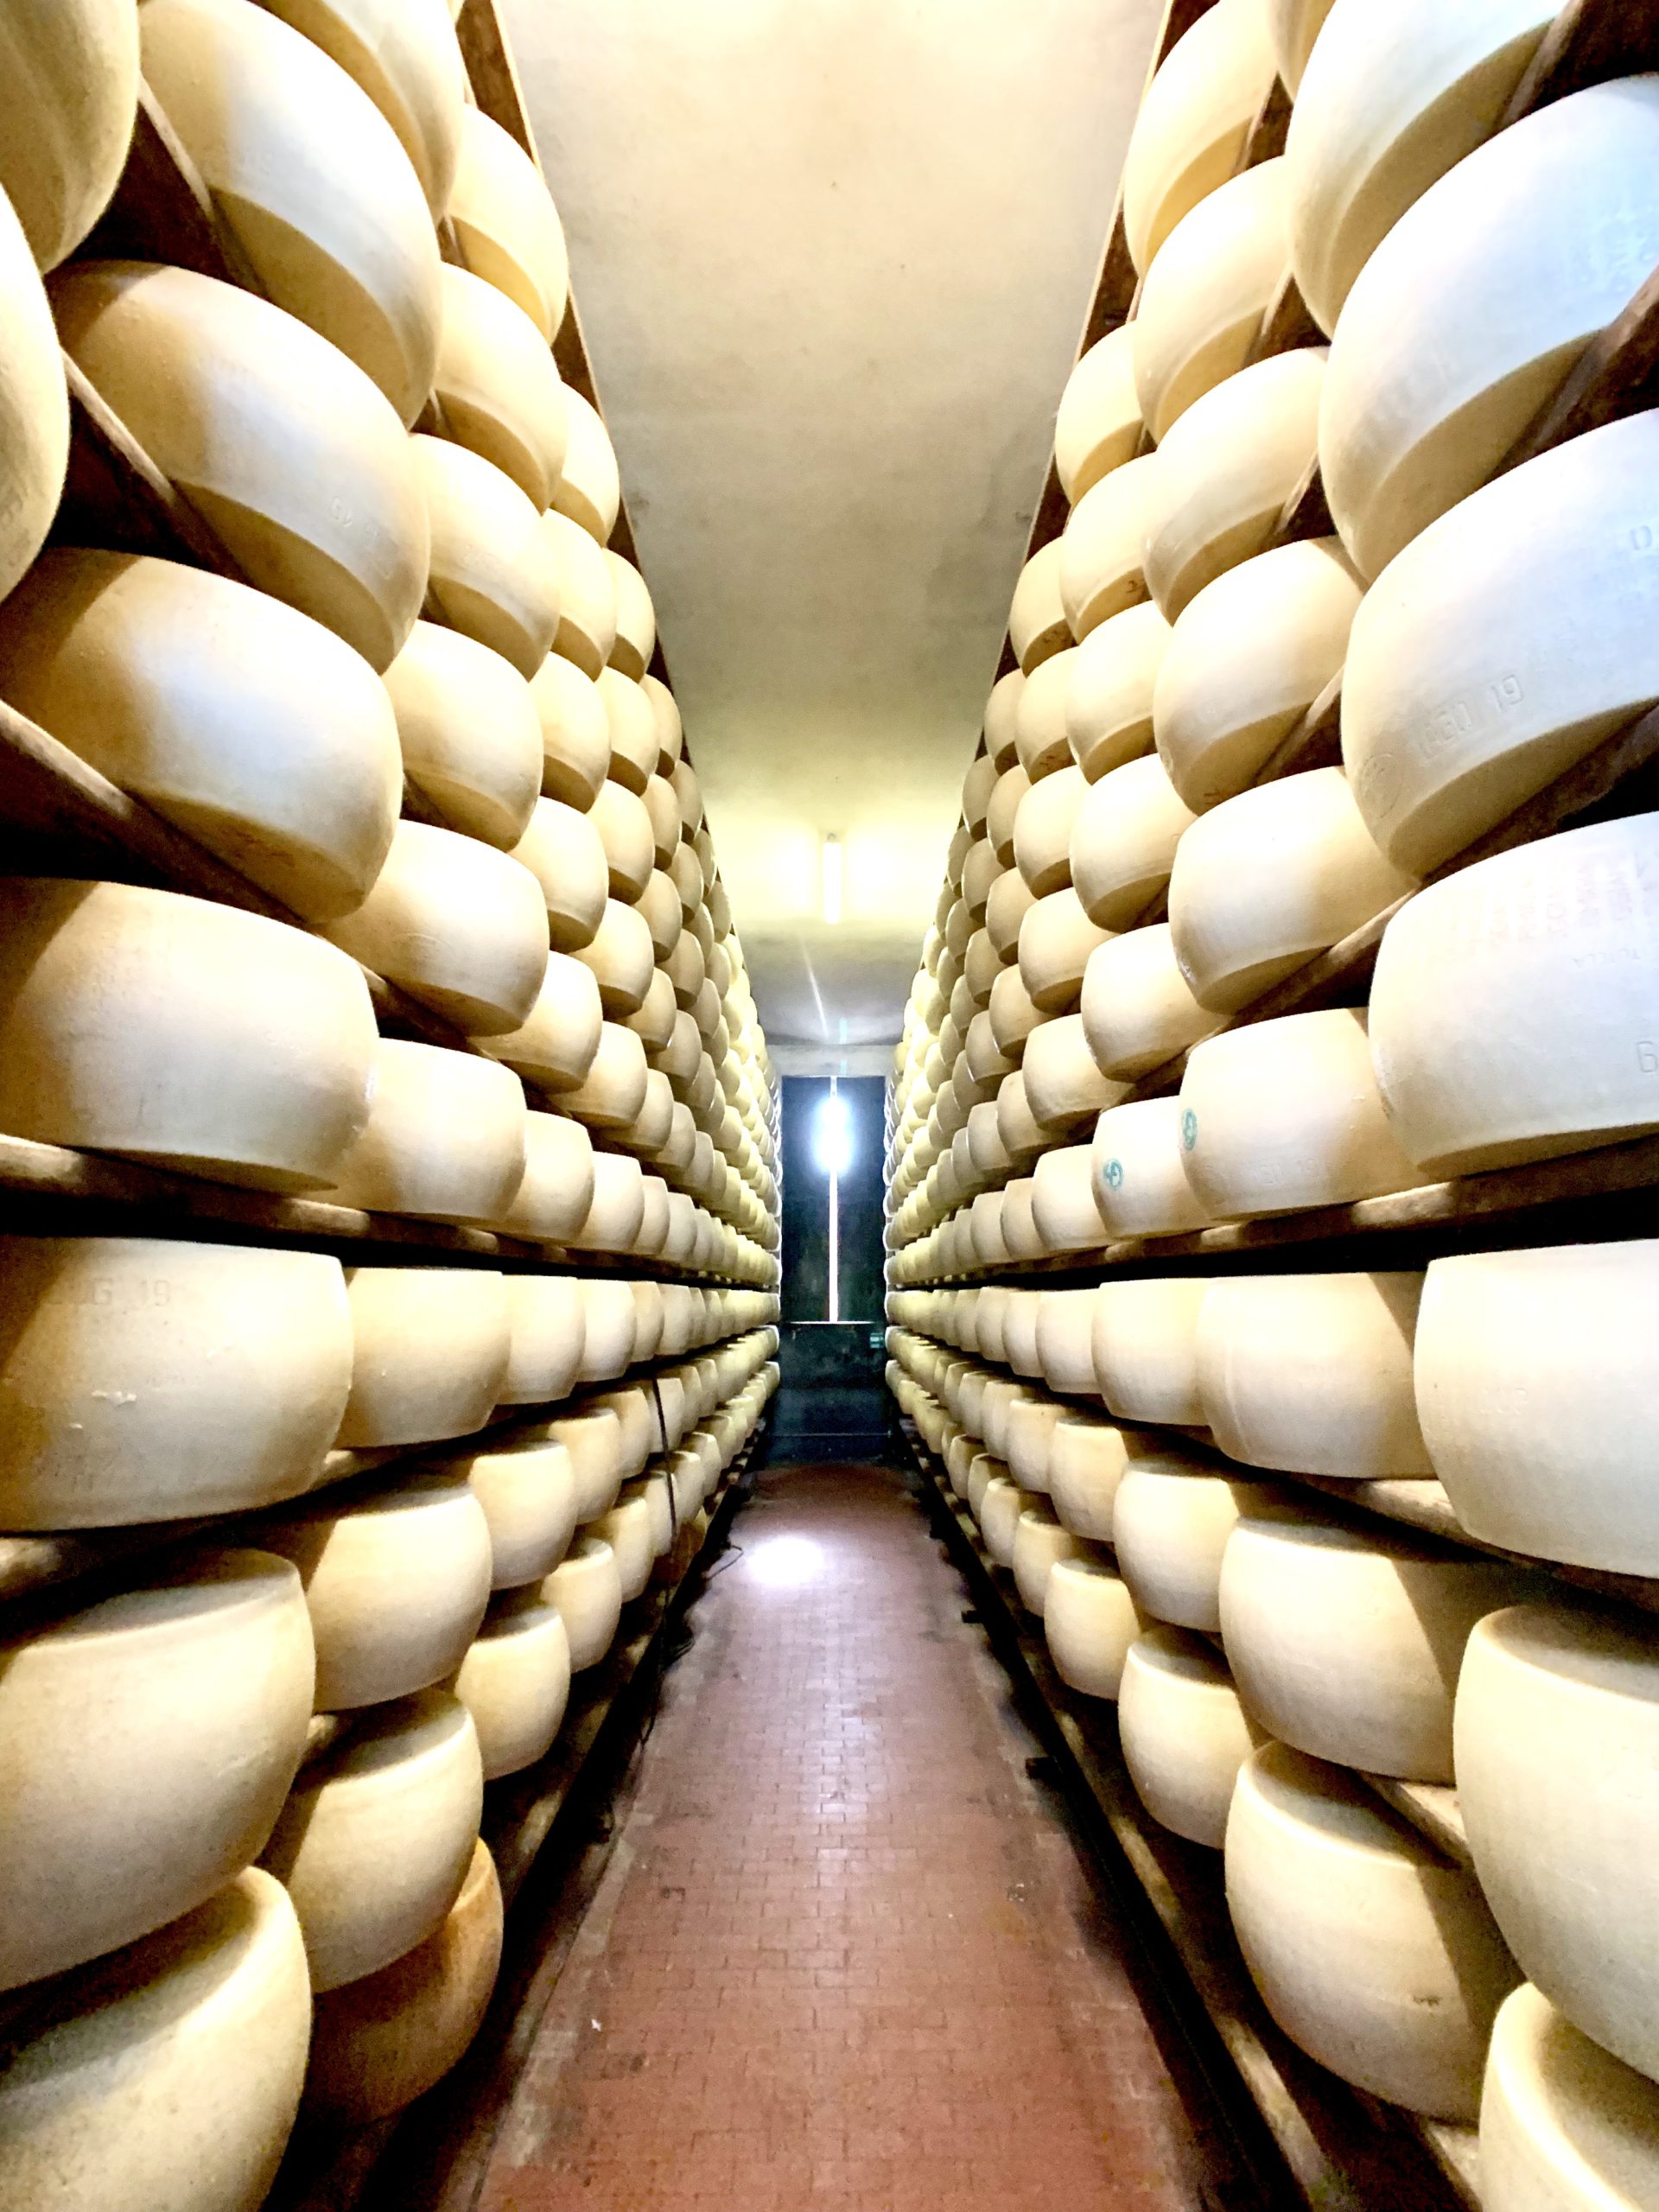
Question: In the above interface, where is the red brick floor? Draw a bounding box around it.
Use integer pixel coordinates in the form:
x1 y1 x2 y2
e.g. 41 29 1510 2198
477 1463 1211 2212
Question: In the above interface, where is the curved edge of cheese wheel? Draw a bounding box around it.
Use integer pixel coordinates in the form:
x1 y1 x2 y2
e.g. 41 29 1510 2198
1480 1981 1659 2212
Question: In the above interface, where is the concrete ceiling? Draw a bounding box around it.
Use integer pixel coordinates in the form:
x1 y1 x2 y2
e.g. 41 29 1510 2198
505 0 1164 1071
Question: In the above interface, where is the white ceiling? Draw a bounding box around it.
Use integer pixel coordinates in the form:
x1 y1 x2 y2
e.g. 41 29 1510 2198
505 0 1163 1068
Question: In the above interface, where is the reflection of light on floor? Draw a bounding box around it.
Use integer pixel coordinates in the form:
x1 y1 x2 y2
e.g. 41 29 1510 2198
745 1534 827 1590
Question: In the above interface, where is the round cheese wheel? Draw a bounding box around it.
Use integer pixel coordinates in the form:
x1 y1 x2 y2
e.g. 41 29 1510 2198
1196 1272 1430 1476
414 435 561 679
1458 1604 1659 2086
306 1836 502 2121
1012 1505 1093 1616
52 260 427 671
454 1592 570 1779
476 950 604 1094
1120 1626 1262 1847
1079 922 1221 1078
561 1020 649 1130
1015 645 1081 785
537 1403 623 1521
1022 1011 1128 1133
321 1039 527 1226
1142 348 1327 622
1323 85 1659 583
1134 159 1288 444
987 762 1032 868
432 264 567 505
1071 753 1195 931
1284 0 1555 337
572 898 654 1017
141 0 442 425
259 0 464 218
1114 1453 1277 1631
1059 454 1160 644
0 184 68 605
1416 1242 1659 1575
1154 537 1362 812
1018 888 1106 1013
1367 814 1659 1176
1167 766 1416 1013
499 1268 587 1404
1001 1290 1045 1380
0 1867 309 2212
447 1432 578 1588
1480 1982 1659 2212
543 1534 623 1669
986 868 1037 961
1014 764 1086 897
1265 0 1336 95
1031 1141 1108 1254
638 865 683 958
1226 1743 1518 2117
0 1549 313 1991
337 1268 511 1449
1090 1276 1209 1425
985 669 1026 770
1223 1503 1529 1781
448 105 566 340
1003 1179 1044 1262
563 1149 646 1253
0 1236 351 1529
541 510 618 682
969 1191 1010 1268
0 878 375 1191
383 621 540 850
1046 1410 1129 1540
1178 1007 1424 1220
588 1489 657 1603
324 818 549 1036
598 665 658 794
0 0 138 271
607 554 656 681
978 1474 1037 1567
1343 416 1659 880
1009 541 1070 673
1065 601 1170 783
1055 327 1141 505
528 647 609 806
1090 1096 1211 1238
643 674 683 774
1122 0 1277 274
1034 1287 1101 1397
589 778 656 900
553 391 620 546
260 1688 481 1992
1045 1557 1144 1698
510 796 608 953
989 962 1040 1059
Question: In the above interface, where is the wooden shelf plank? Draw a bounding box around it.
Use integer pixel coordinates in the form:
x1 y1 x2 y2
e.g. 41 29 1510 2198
1501 264 1659 470
1359 1778 1471 1870
1499 0 1659 127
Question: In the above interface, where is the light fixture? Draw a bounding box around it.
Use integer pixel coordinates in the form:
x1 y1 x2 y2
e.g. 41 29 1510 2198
810 1086 853 1178
820 832 842 925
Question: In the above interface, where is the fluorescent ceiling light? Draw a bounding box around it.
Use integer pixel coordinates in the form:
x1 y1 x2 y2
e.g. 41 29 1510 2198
812 1088 853 1177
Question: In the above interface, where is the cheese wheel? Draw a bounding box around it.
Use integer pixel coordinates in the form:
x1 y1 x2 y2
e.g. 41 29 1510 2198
1091 1276 1208 1425
554 391 621 546
1225 1743 1518 2118
1001 1179 1043 1262
537 1404 624 1520
643 674 683 774
306 1836 502 2121
321 1039 527 1226
448 105 567 340
1119 1627 1262 1847
337 1267 512 1449
1009 542 1069 673
588 1488 657 1603
978 1474 1036 1567
475 950 604 1093
1018 888 1106 1014
1480 1983 1659 2212
1047 1411 1129 1541
324 818 549 1036
563 1149 647 1253
0 0 138 271
1090 1096 1211 1239
454 1592 570 1778
1196 1272 1430 1476
1054 327 1141 505
1265 0 1337 95
1034 1287 1100 1397
986 867 1037 960
543 1533 623 1669
0 878 375 1192
1343 416 1659 879
0 1236 351 1529
989 962 1040 1058
598 665 658 795
432 263 566 505
589 778 656 899
382 621 539 849
540 510 618 683
1012 1505 1093 1617
607 554 656 681
0 183 68 604
141 0 442 426
1114 1454 1277 1632
1031 1142 1108 1255
1458 1603 1659 2086
1167 767 1416 1013
1153 538 1363 812
1134 160 1288 445
1045 1557 1144 1698
1071 754 1195 931
561 1020 649 1130
987 762 1031 868
1178 1008 1424 1220
260 0 464 218
509 796 608 953
969 1192 1010 1268
444 1433 578 1588
499 1268 587 1403
984 669 1026 770
52 260 427 671
415 435 561 678
527 651 607 810
1059 454 1159 644
0 1549 313 1990
1142 348 1328 622
572 898 654 1017
1416 1243 1659 1575
1014 765 1086 897
1001 1289 1044 1380
1122 0 1277 273
1285 0 1555 337
260 1688 481 1992
1014 646 1080 786
1023 1011 1128 1133
638 864 683 957
1079 923 1221 1078
0 1868 309 2212
1065 601 1170 783
1367 814 1659 1177
1222 1504 1529 1782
